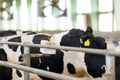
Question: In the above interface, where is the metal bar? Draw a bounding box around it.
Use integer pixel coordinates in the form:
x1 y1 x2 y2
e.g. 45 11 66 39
29 54 51 58
0 41 117 80
0 41 120 57
0 61 81 80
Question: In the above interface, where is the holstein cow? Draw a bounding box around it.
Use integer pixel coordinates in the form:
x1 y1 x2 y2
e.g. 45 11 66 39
0 31 38 80
58 27 107 78
61 27 120 80
0 33 52 80
0 30 24 80
0 27 108 80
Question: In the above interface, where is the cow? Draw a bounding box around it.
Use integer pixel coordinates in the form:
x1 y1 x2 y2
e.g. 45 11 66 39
58 27 107 78
0 27 111 80
0 30 40 80
57 27 119 79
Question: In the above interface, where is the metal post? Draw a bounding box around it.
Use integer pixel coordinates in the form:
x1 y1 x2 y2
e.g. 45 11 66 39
24 42 30 80
104 50 115 80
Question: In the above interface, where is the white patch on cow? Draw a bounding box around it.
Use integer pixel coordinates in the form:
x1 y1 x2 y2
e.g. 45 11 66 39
47 66 49 71
12 69 42 80
2 44 22 63
39 58 41 63
40 40 56 54
21 35 34 44
12 69 24 80
16 31 23 35
106 40 116 50
62 51 89 78
49 31 69 46
101 65 106 70
80 38 83 44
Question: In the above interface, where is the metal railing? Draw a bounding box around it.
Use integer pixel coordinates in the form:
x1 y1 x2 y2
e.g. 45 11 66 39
0 41 119 80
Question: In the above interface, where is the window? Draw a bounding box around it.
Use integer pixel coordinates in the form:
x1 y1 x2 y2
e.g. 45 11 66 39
76 0 91 30
98 0 114 32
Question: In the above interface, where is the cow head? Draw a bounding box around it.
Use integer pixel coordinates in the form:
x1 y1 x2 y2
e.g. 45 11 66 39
82 27 107 49
60 27 94 47
60 28 85 47
83 28 107 78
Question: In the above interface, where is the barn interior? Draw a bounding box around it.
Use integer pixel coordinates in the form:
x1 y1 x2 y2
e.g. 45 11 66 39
0 0 120 80
0 0 120 39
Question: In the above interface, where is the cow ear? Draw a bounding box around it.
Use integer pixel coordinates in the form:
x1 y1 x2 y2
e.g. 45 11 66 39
85 26 93 34
82 26 94 41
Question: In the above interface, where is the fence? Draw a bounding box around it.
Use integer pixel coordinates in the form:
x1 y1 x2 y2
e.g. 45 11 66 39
0 41 119 80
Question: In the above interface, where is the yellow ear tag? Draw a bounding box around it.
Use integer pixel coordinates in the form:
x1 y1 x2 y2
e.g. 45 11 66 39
84 39 90 46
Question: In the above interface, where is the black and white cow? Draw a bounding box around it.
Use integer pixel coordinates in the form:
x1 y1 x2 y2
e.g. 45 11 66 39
61 27 120 80
0 31 22 80
0 30 39 80
0 27 115 80
59 27 107 78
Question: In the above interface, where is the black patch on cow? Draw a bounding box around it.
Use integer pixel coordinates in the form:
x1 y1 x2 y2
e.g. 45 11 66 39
85 54 105 77
0 31 17 37
18 46 24 62
22 31 37 35
30 50 64 80
16 70 22 77
0 49 12 80
89 37 107 49
19 55 23 61
67 63 76 74
31 35 50 53
60 29 85 47
8 37 21 52
84 37 106 78
27 32 37 35
20 46 24 55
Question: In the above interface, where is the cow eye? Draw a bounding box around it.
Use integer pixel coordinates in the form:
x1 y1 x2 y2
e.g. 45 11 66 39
80 38 83 44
